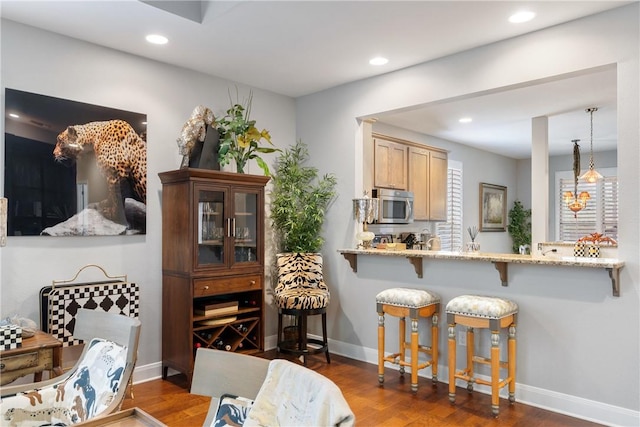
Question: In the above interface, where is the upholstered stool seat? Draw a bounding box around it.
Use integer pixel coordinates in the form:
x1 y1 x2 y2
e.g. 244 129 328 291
376 287 441 392
275 253 330 366
446 294 518 416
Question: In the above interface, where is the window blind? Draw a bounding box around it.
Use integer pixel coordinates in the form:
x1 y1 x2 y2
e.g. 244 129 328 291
558 175 618 241
437 166 462 251
601 176 618 239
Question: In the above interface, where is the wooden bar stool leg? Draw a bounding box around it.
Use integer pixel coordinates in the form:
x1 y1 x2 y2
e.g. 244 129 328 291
491 330 501 416
399 316 406 375
466 327 475 391
378 312 385 384
448 324 456 403
509 324 517 403
410 317 419 393
276 311 283 351
322 311 330 364
431 313 439 383
300 313 308 366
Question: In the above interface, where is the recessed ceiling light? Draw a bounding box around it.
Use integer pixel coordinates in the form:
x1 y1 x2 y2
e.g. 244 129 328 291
146 34 168 45
369 56 388 66
9 113 19 119
459 117 472 123
509 10 535 23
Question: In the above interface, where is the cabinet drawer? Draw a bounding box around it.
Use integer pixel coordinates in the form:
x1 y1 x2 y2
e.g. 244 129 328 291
0 352 39 373
194 275 262 297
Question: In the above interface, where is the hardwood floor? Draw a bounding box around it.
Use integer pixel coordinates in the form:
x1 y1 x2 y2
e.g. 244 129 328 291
122 351 602 426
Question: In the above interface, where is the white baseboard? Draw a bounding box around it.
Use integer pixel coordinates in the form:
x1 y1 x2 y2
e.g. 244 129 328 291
131 361 164 384
132 335 639 426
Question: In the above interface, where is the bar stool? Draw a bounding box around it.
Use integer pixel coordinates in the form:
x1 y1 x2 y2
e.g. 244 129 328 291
446 294 518 416
274 253 330 367
376 287 440 392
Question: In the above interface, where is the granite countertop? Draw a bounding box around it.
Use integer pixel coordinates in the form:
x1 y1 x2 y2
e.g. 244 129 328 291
337 248 624 268
338 248 624 296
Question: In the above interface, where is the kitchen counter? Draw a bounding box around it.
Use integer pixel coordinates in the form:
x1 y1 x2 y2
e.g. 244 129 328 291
337 248 625 296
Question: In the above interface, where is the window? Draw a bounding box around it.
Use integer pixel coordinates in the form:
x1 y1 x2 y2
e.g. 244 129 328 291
556 168 618 242
437 161 462 251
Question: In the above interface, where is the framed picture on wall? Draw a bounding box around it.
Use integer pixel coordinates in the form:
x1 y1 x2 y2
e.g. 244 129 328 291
479 183 507 231
4 88 147 237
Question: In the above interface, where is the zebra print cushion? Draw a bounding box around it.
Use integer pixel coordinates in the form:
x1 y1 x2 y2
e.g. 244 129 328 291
274 253 330 310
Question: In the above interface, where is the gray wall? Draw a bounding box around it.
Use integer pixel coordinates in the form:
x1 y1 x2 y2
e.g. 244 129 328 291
296 5 638 425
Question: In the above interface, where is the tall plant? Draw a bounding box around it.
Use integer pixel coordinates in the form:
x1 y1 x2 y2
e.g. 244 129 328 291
508 200 532 253
270 140 337 253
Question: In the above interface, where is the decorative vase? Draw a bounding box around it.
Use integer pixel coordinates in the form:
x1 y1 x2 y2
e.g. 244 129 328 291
573 242 585 257
587 244 600 258
235 158 246 174
466 241 480 252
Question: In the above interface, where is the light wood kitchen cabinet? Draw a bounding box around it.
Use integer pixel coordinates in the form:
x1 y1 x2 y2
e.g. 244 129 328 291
427 149 448 220
374 137 407 190
371 133 448 220
408 146 448 221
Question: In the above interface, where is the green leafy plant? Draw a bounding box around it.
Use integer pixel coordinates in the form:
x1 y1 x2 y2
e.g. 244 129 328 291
270 140 337 253
508 200 532 253
216 91 278 175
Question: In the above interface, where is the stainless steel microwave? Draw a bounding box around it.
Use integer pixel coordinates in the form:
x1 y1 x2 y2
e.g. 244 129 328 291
372 189 414 224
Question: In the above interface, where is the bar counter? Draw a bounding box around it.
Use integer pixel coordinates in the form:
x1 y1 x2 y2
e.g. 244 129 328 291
337 248 624 296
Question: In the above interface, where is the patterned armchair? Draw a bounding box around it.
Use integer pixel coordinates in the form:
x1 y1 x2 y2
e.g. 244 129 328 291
0 309 141 426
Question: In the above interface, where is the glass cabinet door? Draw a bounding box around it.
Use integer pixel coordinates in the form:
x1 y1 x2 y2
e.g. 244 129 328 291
197 189 225 266
233 191 259 264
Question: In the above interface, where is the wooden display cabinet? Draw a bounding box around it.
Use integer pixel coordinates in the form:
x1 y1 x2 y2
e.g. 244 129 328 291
158 169 269 382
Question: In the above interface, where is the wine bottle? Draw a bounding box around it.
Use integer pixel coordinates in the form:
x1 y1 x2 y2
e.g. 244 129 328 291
214 339 232 351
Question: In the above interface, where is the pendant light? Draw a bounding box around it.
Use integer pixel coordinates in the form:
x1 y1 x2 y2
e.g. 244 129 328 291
580 107 603 183
563 140 590 215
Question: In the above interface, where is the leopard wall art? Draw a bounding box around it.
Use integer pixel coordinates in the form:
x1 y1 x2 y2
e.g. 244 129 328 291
53 120 146 227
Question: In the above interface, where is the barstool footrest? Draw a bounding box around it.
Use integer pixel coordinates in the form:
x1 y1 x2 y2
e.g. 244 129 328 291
403 343 434 355
384 355 434 370
278 337 328 356
455 372 514 390
472 355 509 369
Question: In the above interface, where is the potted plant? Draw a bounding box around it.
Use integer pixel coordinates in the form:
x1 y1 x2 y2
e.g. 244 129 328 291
269 140 337 355
508 200 531 254
270 139 337 253
216 91 279 175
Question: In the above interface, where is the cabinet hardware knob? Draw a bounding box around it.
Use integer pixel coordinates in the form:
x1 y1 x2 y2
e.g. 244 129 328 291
249 280 256 285
204 285 209 290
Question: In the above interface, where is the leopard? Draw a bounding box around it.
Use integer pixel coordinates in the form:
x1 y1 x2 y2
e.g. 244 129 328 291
53 120 146 224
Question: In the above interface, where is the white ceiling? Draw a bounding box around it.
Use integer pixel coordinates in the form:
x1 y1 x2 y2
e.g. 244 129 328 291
1 0 629 158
